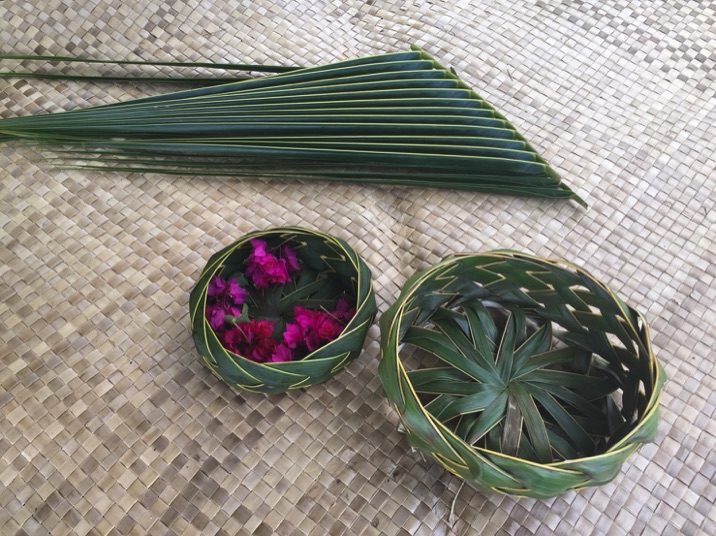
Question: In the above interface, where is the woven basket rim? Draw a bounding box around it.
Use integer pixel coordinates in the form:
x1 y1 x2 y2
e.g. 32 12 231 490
192 226 374 366
379 250 666 494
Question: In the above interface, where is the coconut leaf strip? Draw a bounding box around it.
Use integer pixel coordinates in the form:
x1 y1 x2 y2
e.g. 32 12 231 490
403 326 503 384
545 428 580 461
609 388 662 450
18 111 511 127
524 370 617 399
501 392 523 457
508 383 552 464
170 68 455 96
463 302 500 352
437 385 506 420
515 432 539 462
22 139 554 174
424 395 460 421
489 453 588 498
407 367 474 386
90 58 448 109
44 162 578 200
95 51 431 107
41 151 561 187
398 376 462 461
461 392 509 444
431 316 501 375
525 386 596 456
511 323 552 375
532 383 611 425
0 72 243 84
48 140 542 165
495 311 518 380
511 347 591 379
142 78 467 103
36 97 495 119
554 444 638 485
0 53 300 72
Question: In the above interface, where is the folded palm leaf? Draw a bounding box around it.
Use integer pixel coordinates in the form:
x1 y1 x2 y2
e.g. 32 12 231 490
0 45 584 205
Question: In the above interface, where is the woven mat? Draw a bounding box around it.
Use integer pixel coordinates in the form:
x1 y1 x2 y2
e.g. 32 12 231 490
1 1 715 535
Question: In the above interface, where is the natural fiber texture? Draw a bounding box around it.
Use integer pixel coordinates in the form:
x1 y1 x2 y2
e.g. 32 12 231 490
190 227 376 393
1 1 715 535
379 251 666 499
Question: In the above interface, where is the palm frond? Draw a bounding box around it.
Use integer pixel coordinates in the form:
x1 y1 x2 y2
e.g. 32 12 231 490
0 46 584 205
0 53 299 84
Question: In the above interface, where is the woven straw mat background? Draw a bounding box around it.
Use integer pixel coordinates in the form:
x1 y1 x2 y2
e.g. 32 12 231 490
1 1 715 535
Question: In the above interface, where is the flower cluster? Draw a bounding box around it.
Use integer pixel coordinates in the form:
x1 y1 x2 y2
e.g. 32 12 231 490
245 239 300 288
205 274 248 330
221 318 293 363
284 299 355 353
206 239 355 363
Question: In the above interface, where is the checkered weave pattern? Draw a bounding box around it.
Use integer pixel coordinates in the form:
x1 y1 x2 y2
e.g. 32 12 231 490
1 1 714 535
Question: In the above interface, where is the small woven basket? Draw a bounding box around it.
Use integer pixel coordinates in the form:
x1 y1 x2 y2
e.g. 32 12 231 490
191 227 376 393
379 250 666 498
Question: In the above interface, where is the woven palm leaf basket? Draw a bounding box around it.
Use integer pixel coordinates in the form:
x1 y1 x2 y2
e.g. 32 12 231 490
190 227 376 393
379 251 666 499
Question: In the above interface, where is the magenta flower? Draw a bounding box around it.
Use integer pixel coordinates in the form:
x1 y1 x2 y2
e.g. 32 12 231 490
207 276 227 297
205 275 248 330
316 315 343 342
205 242 347 365
206 275 247 306
245 239 300 289
333 298 356 323
228 278 248 304
281 245 301 273
221 319 277 362
285 306 344 352
270 343 294 362
206 303 243 331
283 322 304 349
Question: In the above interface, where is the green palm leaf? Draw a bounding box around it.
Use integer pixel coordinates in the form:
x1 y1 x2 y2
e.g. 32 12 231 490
0 46 584 205
0 53 299 85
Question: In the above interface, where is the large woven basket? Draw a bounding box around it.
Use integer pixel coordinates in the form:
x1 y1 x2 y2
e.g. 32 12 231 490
190 227 376 393
379 251 666 498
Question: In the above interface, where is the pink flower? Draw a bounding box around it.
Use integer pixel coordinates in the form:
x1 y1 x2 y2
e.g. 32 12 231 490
283 322 304 349
316 315 343 342
270 343 294 362
207 275 227 297
333 298 356 323
244 239 300 288
281 245 301 273
287 306 344 352
221 319 277 362
205 275 248 330
206 303 243 331
228 279 248 304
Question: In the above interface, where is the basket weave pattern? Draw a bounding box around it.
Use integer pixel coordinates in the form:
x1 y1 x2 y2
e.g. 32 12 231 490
379 251 666 498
